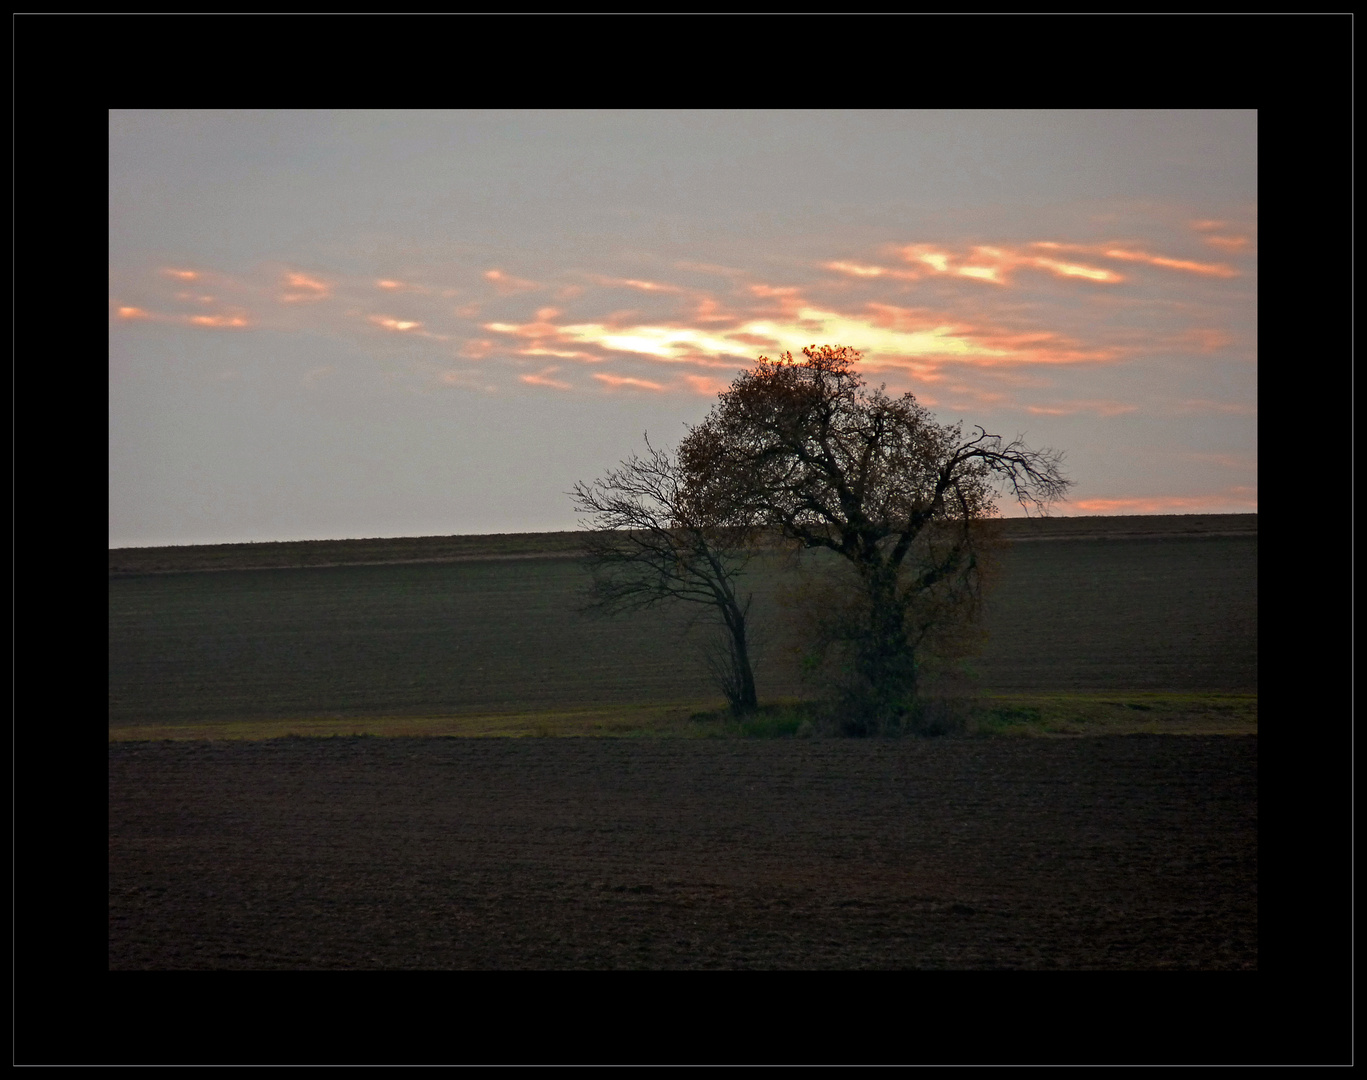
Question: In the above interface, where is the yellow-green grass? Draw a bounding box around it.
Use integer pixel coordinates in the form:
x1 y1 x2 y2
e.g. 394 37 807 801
107 692 1255 742
106 701 726 742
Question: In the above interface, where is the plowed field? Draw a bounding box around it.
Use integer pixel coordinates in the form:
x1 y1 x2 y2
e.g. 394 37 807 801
109 735 1256 970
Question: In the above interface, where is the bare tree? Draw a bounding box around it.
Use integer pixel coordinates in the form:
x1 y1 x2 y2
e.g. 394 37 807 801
571 435 761 715
678 345 1073 734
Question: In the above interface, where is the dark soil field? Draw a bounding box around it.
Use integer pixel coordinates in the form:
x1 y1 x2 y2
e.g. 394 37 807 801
108 735 1256 970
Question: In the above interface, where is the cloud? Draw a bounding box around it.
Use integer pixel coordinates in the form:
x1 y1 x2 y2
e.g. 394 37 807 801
1176 399 1257 415
520 366 572 390
593 372 667 392
116 306 153 320
188 314 249 328
1025 399 1138 417
890 243 1124 286
369 315 423 332
484 268 540 294
560 322 749 365
376 279 405 289
824 260 918 281
1201 235 1250 252
1070 493 1257 514
161 268 200 281
1170 327 1235 353
1098 247 1238 278
680 373 732 396
1190 220 1253 252
590 275 684 293
1030 241 1237 278
280 271 331 302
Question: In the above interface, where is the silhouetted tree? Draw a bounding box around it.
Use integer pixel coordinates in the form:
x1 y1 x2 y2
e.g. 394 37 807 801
678 345 1072 734
571 435 761 715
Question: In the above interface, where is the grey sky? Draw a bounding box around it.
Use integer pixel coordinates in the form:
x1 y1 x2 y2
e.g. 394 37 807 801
110 110 1256 547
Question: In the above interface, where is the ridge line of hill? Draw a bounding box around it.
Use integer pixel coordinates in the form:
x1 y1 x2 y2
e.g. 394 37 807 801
109 514 1256 577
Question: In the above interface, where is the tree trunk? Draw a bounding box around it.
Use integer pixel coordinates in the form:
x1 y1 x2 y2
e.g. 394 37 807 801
727 606 759 715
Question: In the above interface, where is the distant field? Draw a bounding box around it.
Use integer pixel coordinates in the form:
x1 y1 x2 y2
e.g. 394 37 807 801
108 513 1256 575
109 516 1256 735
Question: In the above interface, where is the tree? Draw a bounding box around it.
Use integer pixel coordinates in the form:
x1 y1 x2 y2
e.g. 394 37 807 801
571 435 762 715
678 345 1072 734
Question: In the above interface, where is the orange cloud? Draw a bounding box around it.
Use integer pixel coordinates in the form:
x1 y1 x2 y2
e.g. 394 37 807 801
1100 248 1237 277
593 372 666 392
116 306 152 320
485 307 561 338
1201 235 1250 252
1030 240 1237 278
824 260 918 281
369 315 423 332
1070 493 1257 514
726 331 782 349
376 279 405 289
681 374 732 396
280 272 330 302
520 367 572 390
592 275 683 293
891 243 1122 286
162 268 199 281
188 314 249 328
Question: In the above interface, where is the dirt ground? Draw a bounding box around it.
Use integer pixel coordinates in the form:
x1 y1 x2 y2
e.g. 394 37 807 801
108 735 1256 970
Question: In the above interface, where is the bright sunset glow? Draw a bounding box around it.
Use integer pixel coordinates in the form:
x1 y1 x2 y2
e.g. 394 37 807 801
370 315 421 332
188 314 248 328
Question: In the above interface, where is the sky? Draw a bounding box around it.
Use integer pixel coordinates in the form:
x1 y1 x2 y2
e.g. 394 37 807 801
109 110 1256 548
